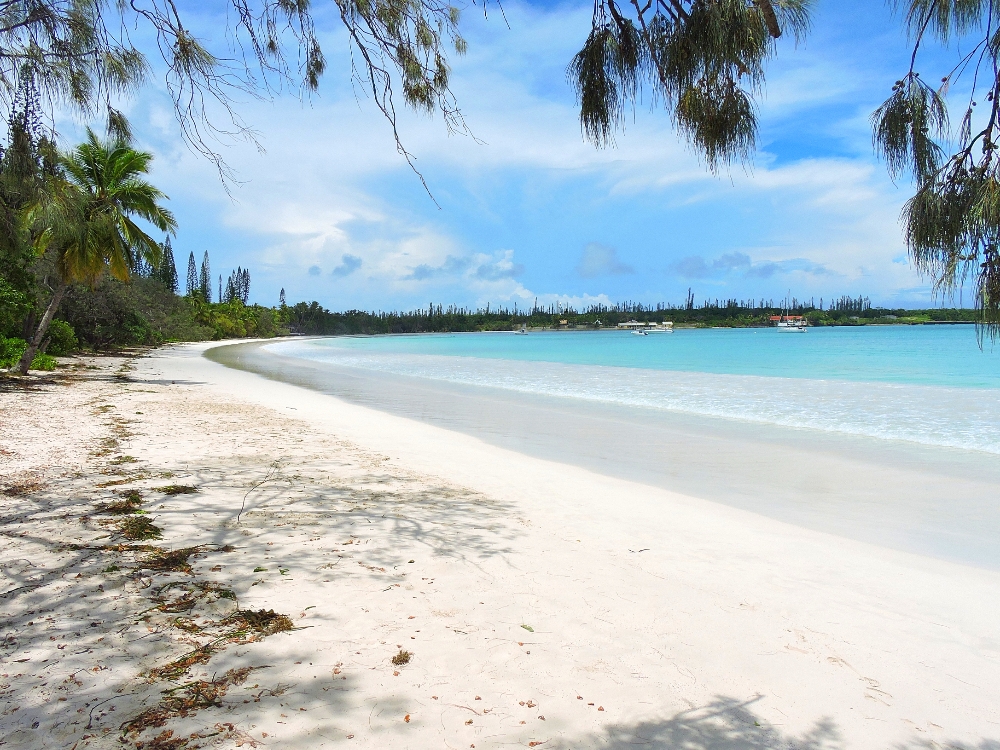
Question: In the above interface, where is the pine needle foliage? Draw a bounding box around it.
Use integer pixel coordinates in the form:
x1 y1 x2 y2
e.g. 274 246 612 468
0 1 472 187
569 0 811 169
874 0 1000 338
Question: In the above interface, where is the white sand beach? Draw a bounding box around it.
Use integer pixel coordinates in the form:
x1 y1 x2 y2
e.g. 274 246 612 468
2 341 999 750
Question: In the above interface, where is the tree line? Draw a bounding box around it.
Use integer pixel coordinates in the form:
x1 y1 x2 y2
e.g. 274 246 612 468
281 297 977 336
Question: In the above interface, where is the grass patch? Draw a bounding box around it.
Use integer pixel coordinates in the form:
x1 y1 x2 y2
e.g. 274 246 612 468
253 566 267 572
392 649 411 666
110 455 138 465
154 485 197 495
103 564 121 573
119 516 162 541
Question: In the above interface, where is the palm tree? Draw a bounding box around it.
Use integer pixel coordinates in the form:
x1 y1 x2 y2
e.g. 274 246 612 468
16 130 176 374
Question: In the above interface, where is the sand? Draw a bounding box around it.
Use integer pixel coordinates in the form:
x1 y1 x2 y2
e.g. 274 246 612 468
1 341 998 750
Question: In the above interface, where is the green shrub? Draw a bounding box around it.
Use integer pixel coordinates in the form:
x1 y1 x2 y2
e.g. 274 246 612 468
0 336 23 368
0 278 31 337
46 319 78 355
0 337 57 371
30 353 56 371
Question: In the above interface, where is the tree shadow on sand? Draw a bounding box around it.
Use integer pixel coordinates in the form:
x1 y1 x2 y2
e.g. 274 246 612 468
553 695 1000 750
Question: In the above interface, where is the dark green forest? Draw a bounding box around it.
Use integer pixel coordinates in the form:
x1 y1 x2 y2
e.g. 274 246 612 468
281 296 977 336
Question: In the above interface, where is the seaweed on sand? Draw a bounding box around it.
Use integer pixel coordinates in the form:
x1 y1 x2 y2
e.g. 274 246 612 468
122 667 254 739
119 516 162 540
154 485 198 495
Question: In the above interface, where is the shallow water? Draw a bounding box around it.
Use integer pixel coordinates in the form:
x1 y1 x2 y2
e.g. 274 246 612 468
272 328 1000 454
207 329 1000 571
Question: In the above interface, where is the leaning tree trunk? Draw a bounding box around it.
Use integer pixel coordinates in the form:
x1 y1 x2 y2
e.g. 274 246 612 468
16 280 68 375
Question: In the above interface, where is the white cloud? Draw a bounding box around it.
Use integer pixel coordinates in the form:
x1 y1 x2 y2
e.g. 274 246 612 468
110 0 932 310
577 243 634 278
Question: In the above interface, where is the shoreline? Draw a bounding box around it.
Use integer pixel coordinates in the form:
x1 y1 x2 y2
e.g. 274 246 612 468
2 342 999 749
210 338 1000 572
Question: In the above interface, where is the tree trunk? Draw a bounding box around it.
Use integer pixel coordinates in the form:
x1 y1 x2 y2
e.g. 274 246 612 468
16 280 67 375
755 0 782 38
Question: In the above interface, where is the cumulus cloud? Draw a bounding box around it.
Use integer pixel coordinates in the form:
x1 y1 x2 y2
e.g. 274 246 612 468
672 252 832 280
475 250 524 281
576 243 634 278
332 254 363 277
402 255 471 281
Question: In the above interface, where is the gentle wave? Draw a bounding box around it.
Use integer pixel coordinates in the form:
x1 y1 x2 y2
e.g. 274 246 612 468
267 339 1000 455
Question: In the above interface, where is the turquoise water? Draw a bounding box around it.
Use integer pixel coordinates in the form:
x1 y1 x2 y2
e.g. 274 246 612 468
312 326 999 388
268 326 1000 454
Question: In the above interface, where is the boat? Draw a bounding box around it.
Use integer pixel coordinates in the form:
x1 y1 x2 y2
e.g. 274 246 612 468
770 314 807 332
631 329 649 336
514 325 528 335
618 320 674 333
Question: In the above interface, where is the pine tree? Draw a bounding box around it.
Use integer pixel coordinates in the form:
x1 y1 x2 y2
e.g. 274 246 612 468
157 237 179 293
279 288 286 306
199 250 211 302
218 274 222 304
223 267 252 304
186 252 197 296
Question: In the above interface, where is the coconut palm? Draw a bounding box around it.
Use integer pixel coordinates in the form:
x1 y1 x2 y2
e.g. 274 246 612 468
16 130 176 374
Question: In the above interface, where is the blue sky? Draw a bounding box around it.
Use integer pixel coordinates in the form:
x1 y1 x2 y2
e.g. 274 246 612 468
68 0 983 310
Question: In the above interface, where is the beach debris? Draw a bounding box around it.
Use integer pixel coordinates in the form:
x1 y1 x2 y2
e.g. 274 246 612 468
404 714 410 723
95 489 144 515
392 649 411 666
520 624 534 632
475 696 482 700
598 706 605 711
393 671 400 676
118 516 162 541
254 566 267 572
408 559 415 563
142 546 202 574
528 742 546 747
122 667 253 742
154 485 198 495
465 719 473 725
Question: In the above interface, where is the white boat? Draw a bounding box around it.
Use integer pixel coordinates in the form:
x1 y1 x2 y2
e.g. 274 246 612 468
514 325 528 335
777 321 807 332
631 330 649 336
774 315 807 332
619 320 673 333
